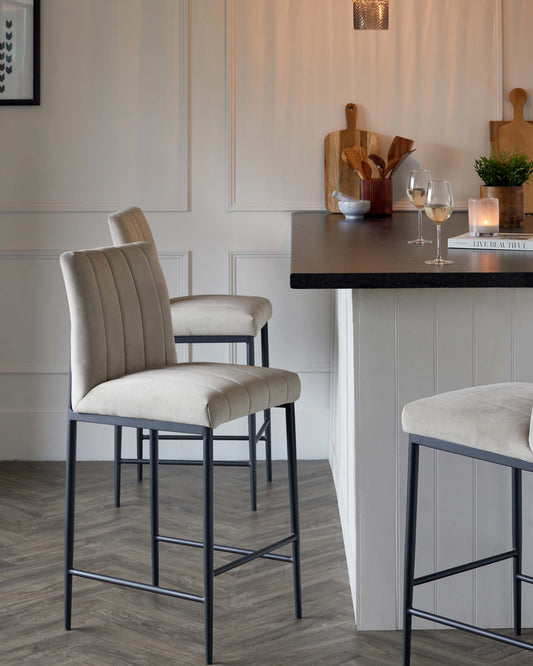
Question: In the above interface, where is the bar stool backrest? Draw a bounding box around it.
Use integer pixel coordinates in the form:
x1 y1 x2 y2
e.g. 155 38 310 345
60 242 177 410
108 207 156 249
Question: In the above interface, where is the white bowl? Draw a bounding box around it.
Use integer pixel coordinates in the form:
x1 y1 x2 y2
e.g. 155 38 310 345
338 199 371 219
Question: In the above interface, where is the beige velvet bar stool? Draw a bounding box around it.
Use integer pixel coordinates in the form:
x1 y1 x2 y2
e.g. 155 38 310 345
402 382 533 664
60 242 302 664
108 207 273 511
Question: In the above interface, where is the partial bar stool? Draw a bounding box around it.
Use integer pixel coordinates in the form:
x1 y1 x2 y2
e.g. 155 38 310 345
60 242 302 664
108 207 273 511
402 382 533 665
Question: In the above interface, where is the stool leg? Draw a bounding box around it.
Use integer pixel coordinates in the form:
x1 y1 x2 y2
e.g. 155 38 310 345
285 403 302 618
64 418 77 630
261 324 273 483
203 429 214 665
150 430 159 587
248 413 257 512
114 426 122 508
403 439 420 666
137 428 144 481
247 340 258 511
513 467 523 636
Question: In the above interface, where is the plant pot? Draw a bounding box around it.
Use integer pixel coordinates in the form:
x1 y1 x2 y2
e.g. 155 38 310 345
480 185 524 228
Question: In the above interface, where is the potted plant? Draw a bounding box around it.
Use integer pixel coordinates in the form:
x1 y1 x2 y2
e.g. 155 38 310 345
474 150 533 227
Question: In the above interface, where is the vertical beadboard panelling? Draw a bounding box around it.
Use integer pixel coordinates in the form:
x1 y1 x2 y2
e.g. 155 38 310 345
395 290 437 629
353 285 533 630
512 288 533 627
474 289 514 628
434 290 476 625
354 289 397 629
329 290 356 615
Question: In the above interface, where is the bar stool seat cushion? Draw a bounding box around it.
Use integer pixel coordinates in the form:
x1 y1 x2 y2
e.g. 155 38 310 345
170 295 272 338
402 382 533 463
74 362 300 429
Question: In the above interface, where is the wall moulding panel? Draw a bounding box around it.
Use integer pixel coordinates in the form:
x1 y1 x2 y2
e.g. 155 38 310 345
0 250 189 374
0 0 189 213
228 250 333 372
227 0 502 212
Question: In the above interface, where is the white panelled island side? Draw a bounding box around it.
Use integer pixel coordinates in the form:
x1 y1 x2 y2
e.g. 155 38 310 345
291 211 533 631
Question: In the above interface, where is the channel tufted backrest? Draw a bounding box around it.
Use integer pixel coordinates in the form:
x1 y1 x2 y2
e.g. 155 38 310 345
108 207 156 248
60 242 177 411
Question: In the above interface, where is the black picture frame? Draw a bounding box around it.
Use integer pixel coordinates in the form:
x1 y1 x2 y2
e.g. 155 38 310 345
0 0 40 106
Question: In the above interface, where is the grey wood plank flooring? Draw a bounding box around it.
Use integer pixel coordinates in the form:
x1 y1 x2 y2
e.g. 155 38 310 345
1 460 533 665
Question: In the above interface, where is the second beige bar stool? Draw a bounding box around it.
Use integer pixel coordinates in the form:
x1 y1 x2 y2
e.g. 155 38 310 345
108 207 272 510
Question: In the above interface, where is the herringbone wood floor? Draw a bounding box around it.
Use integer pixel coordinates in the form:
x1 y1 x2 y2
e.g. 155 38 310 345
2 459 533 665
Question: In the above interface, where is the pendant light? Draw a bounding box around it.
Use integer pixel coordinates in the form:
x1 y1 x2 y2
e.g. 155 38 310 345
353 0 389 30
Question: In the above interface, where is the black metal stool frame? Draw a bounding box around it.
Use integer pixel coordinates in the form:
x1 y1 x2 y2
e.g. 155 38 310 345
65 400 301 665
403 433 533 665
116 325 272 512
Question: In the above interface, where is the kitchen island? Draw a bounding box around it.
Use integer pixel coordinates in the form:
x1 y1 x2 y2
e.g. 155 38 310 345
291 211 533 631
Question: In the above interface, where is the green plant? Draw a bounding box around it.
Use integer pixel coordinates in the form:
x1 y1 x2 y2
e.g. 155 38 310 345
474 150 533 186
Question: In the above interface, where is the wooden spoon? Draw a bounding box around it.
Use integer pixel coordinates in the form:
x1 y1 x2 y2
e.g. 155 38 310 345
384 149 416 178
369 154 386 179
387 136 415 164
349 146 373 179
342 147 372 180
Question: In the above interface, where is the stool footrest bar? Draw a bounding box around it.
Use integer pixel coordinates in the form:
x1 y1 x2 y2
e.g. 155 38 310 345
413 550 517 586
156 535 293 563
214 535 297 577
517 573 533 585
69 568 203 603
120 458 250 467
141 434 268 442
409 607 533 651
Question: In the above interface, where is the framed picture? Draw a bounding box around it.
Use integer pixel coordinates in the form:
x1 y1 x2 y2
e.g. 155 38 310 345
0 0 39 105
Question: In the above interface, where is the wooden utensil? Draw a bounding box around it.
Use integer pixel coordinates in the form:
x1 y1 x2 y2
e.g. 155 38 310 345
351 146 374 179
342 147 373 180
369 154 386 179
387 136 415 165
491 88 533 213
324 103 379 212
385 149 416 178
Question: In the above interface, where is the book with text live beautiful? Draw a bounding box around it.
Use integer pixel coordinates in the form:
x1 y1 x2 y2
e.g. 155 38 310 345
448 233 533 251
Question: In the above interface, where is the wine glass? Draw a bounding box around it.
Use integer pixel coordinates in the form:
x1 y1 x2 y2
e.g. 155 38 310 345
406 170 432 244
423 180 454 265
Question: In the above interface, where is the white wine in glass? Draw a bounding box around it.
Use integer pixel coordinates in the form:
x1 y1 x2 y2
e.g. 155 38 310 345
424 180 454 265
406 170 432 244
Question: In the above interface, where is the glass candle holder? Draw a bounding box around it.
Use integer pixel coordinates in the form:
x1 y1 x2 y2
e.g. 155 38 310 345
468 197 499 236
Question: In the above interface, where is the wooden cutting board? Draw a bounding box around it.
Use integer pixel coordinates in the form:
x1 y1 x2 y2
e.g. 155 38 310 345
490 87 533 213
324 103 379 212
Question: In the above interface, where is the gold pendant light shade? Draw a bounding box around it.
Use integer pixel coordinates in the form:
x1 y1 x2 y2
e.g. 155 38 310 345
353 0 389 30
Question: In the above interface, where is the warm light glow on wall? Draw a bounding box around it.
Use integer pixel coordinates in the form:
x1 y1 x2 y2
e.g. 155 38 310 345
353 0 389 30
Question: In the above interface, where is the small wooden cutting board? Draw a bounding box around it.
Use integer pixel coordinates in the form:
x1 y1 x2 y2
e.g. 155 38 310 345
490 88 533 213
324 103 379 212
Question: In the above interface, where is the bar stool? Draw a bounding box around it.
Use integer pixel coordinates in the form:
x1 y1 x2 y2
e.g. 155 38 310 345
60 242 302 665
108 207 273 511
402 382 533 665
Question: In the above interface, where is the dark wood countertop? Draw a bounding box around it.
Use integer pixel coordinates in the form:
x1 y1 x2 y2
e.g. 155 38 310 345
290 211 533 289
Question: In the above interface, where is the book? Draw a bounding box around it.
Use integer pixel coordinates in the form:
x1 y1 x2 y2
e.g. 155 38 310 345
448 232 533 251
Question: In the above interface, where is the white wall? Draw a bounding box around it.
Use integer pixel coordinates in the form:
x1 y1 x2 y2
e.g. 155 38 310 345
0 0 332 461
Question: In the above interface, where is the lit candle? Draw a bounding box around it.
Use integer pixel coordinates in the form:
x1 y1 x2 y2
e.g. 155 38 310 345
468 198 499 236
